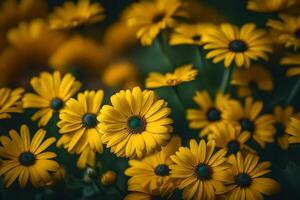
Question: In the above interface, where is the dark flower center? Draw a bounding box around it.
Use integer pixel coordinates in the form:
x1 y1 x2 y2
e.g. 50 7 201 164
206 108 221 122
227 140 240 155
229 40 248 52
274 122 285 137
50 98 64 111
192 35 201 41
152 13 165 23
195 164 212 180
240 118 255 133
155 164 170 176
83 113 98 128
294 28 300 39
127 116 146 133
236 173 251 187
19 152 35 166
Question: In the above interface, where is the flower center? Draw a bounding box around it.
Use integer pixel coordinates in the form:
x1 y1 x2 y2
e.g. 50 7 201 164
294 28 300 39
274 122 285 137
236 173 251 187
83 113 98 128
206 108 221 122
127 116 145 133
229 40 248 52
240 118 255 133
50 98 64 111
195 164 212 180
152 13 165 23
155 164 170 176
227 140 240 155
19 152 35 166
192 35 201 41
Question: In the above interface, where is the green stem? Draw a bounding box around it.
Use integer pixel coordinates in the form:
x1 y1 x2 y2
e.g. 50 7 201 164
173 86 186 111
285 78 300 105
197 47 210 88
220 67 234 93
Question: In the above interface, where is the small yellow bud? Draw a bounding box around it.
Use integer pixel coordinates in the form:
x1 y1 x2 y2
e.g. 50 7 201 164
101 170 117 186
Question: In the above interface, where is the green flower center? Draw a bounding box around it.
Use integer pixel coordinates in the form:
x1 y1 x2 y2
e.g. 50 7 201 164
227 140 240 155
195 164 212 180
229 40 248 52
206 108 221 122
50 98 64 111
83 113 98 128
295 28 300 39
236 173 251 187
155 164 170 176
192 35 201 41
274 122 285 137
19 152 35 166
240 118 255 133
127 116 145 133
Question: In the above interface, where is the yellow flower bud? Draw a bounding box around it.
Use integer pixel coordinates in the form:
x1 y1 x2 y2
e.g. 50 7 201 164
101 171 117 186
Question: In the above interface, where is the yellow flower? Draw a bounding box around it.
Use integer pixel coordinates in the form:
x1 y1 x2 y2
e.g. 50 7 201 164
202 23 272 68
99 87 173 159
57 90 104 159
281 54 300 77
50 36 111 75
186 91 232 137
267 14 300 50
48 0 105 30
208 122 252 155
170 139 230 200
226 152 280 200
170 23 214 46
22 71 81 127
273 106 299 149
223 97 275 148
125 136 181 191
247 0 298 12
127 0 187 46
46 165 66 186
231 65 274 97
145 64 198 88
0 87 24 119
287 117 300 144
0 125 59 188
77 146 96 169
101 170 117 186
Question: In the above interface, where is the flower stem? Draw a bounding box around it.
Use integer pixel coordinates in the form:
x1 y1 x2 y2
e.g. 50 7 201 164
220 67 234 93
285 78 300 105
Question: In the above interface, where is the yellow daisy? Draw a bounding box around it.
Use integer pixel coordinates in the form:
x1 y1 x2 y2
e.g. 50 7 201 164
222 97 275 148
145 64 198 88
226 152 280 200
186 91 232 137
170 23 215 46
170 139 230 200
202 23 272 68
281 54 300 77
48 0 105 30
267 14 300 50
22 71 81 127
77 146 97 169
57 90 104 168
98 87 173 159
0 124 59 188
231 65 273 97
247 0 298 13
126 0 187 46
0 87 24 119
125 136 181 191
287 117 300 144
207 122 252 155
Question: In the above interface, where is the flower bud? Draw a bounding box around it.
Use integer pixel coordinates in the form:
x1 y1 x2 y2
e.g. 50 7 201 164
101 170 117 186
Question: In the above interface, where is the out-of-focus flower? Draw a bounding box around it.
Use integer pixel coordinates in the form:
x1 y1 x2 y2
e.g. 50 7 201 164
145 64 197 88
102 60 140 89
281 54 300 77
170 139 230 200
125 136 181 191
46 165 66 186
126 0 187 46
170 23 214 46
78 148 96 170
0 125 59 188
202 23 272 68
226 152 280 200
22 71 81 127
101 170 117 186
267 14 300 51
57 90 104 166
287 117 300 144
247 0 299 13
48 0 105 30
231 65 274 97
99 87 173 159
223 97 275 148
83 166 96 183
0 88 24 119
